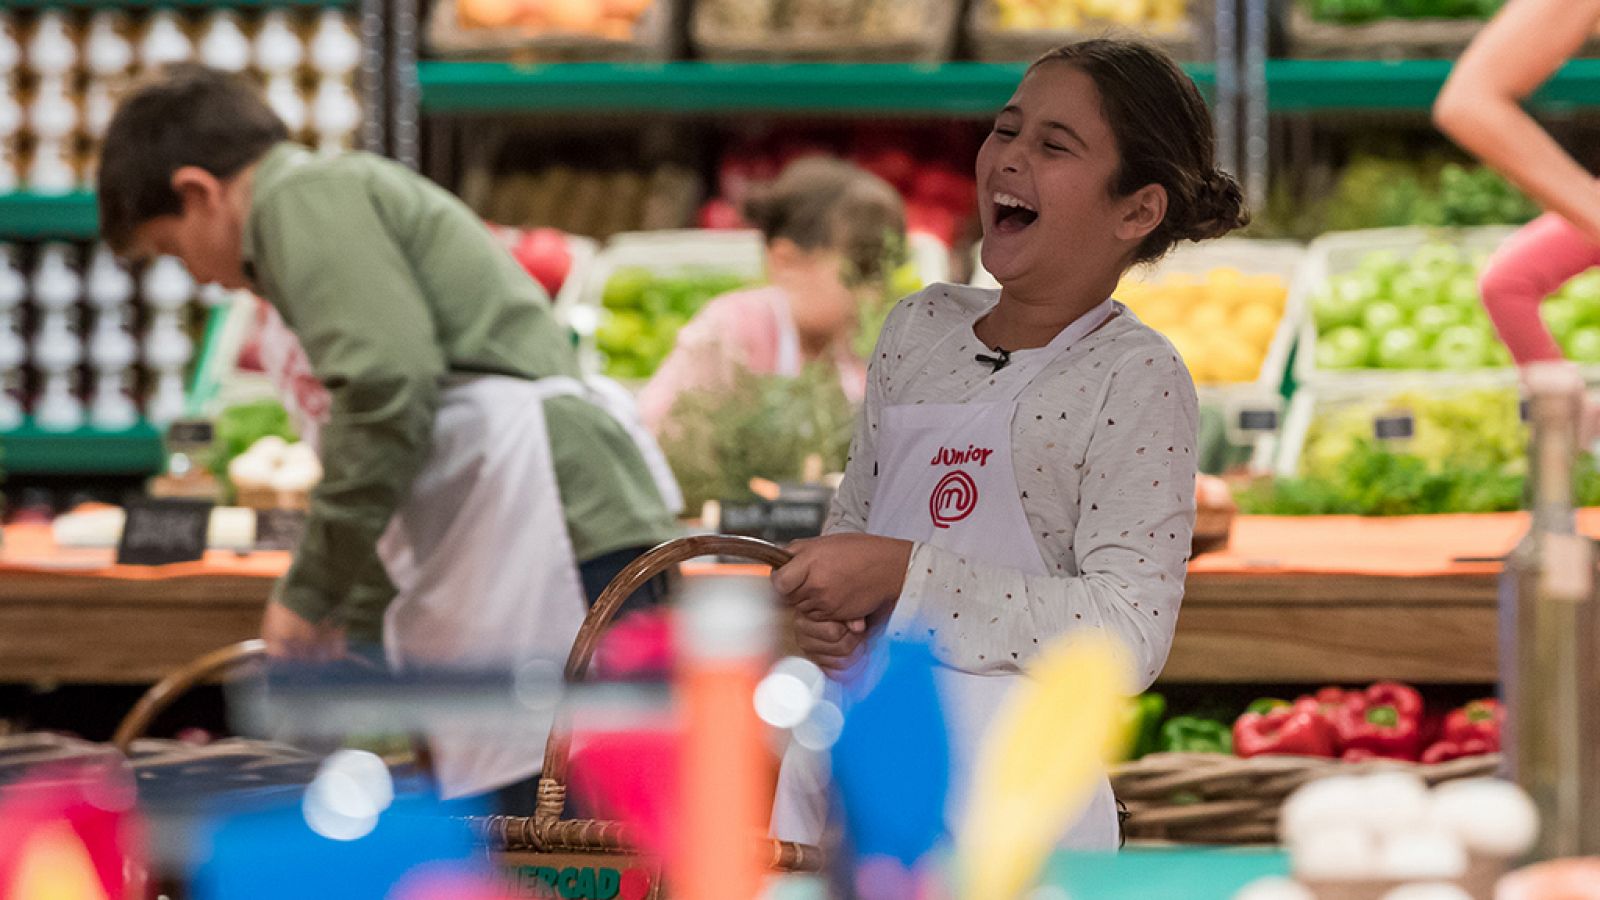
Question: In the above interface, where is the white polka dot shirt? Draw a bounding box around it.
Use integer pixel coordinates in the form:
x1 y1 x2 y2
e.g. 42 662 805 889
828 283 1199 689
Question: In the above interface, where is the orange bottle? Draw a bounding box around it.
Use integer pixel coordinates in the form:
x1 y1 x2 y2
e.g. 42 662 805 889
674 574 774 900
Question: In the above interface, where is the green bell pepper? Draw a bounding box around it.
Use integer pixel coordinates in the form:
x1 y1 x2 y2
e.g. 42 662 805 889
1159 716 1234 755
1119 693 1167 761
1246 698 1291 716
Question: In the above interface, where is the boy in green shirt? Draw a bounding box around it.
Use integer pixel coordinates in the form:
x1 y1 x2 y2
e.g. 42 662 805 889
99 66 681 802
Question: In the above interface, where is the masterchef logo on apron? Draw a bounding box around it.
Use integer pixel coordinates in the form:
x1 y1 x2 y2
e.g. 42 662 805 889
928 444 994 528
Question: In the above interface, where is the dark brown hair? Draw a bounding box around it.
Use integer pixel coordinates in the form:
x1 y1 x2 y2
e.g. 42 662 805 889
742 157 907 287
98 65 289 254
1030 39 1249 263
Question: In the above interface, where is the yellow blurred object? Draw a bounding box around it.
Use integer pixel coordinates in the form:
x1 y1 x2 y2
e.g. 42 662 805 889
957 634 1133 900
541 0 603 29
1124 267 1288 385
602 0 652 15
459 0 522 28
1235 302 1280 350
993 0 1183 28
11 824 110 900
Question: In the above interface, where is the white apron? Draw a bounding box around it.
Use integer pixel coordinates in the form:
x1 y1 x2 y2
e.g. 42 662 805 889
772 298 1121 850
377 375 680 799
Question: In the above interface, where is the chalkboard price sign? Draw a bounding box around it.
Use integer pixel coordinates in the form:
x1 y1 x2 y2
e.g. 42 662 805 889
116 499 214 566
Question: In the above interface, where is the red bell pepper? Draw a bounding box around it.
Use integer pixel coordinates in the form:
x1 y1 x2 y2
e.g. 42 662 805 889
1234 705 1337 758
1335 682 1426 761
1421 737 1495 765
1442 699 1504 749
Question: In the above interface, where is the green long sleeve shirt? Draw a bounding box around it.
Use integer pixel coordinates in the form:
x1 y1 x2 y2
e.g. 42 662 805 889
241 143 677 640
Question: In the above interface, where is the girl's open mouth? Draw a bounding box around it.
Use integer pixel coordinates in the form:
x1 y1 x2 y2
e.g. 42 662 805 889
992 191 1039 234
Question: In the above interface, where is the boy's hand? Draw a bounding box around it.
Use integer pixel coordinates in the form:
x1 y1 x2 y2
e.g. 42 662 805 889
262 600 347 662
772 534 912 624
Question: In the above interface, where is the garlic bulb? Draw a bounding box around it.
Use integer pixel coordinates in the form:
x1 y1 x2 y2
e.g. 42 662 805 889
264 74 307 135
140 10 194 71
0 246 23 311
198 12 252 73
1426 778 1539 859
84 12 135 78
0 83 22 138
311 78 360 143
27 11 77 78
88 315 137 372
31 315 82 372
142 316 193 370
34 374 84 432
0 14 20 75
0 321 23 371
28 77 78 142
147 370 187 426
89 375 139 430
310 10 361 77
84 79 118 142
32 245 82 311
141 255 195 311
254 11 305 75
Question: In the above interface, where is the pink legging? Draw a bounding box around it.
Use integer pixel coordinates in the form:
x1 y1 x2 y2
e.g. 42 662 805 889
1480 213 1600 364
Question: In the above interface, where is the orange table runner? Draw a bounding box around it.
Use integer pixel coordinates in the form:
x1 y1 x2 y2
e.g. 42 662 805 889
5 510 1600 583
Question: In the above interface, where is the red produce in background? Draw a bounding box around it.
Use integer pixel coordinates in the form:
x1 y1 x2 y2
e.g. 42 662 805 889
510 227 574 298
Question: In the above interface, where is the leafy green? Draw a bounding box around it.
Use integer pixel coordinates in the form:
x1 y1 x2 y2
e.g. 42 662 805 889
659 362 856 511
208 400 298 493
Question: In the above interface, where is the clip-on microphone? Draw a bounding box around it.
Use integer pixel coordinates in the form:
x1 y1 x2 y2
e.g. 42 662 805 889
975 347 1012 373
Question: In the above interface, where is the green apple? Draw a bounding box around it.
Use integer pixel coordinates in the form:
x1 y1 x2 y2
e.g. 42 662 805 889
1542 299 1583 343
1567 327 1600 364
1412 244 1462 275
1319 326 1374 370
1356 250 1405 292
1413 304 1465 343
1433 324 1492 370
1362 301 1406 335
1444 274 1480 309
1390 271 1438 314
1377 327 1429 369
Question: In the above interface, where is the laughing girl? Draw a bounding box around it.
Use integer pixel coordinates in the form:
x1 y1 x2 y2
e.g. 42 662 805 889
768 39 1249 847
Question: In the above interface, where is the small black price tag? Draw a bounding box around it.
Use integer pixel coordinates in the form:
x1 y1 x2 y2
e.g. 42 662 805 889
116 498 214 566
166 419 215 446
1520 399 1531 423
1236 408 1280 432
1373 413 1416 441
255 508 308 552
767 498 829 544
718 501 770 539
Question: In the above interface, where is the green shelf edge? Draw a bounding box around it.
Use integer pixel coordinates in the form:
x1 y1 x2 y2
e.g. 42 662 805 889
419 61 1217 116
1268 58 1600 112
0 193 100 240
0 419 165 477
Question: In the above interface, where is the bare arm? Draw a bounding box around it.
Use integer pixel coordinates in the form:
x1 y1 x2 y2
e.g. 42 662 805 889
1435 0 1600 240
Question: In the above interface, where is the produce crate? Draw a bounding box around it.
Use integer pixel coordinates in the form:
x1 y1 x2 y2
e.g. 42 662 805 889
1271 367 1521 479
1111 751 1500 844
426 0 678 61
973 238 1306 473
1283 2 1488 60
565 229 770 380
692 0 961 62
566 229 951 381
1291 225 1516 389
966 0 1210 64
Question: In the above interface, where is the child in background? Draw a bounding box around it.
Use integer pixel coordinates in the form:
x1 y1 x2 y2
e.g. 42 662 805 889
637 158 906 433
97 65 681 811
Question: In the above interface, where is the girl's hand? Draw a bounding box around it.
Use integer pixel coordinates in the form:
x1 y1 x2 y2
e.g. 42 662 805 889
262 600 346 662
792 614 868 673
771 534 914 623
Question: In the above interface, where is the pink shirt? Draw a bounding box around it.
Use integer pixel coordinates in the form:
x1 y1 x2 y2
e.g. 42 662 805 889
638 285 868 433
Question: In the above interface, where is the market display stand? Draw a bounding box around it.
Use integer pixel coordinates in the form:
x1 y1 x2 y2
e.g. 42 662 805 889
3 510 1568 686
0 0 389 482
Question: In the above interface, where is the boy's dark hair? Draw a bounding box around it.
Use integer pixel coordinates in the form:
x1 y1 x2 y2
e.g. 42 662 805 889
742 157 907 288
1031 39 1250 264
98 64 289 253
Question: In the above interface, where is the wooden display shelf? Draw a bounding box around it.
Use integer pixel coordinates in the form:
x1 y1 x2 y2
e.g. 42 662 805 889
0 511 1554 686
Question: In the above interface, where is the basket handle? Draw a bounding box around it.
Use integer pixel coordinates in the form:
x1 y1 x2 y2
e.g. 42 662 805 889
537 535 793 827
113 639 268 753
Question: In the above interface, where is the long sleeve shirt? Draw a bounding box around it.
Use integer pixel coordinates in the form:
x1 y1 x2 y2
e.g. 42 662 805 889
241 143 677 640
826 284 1199 690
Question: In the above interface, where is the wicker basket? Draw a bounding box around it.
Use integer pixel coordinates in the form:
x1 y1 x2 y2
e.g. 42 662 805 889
426 0 678 62
1284 3 1488 60
967 0 1210 64
1110 751 1502 844
691 0 961 63
483 535 823 874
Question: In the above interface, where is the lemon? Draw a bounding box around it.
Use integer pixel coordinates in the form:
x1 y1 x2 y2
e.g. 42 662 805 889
1235 302 1281 350
1206 338 1261 384
1187 302 1230 336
